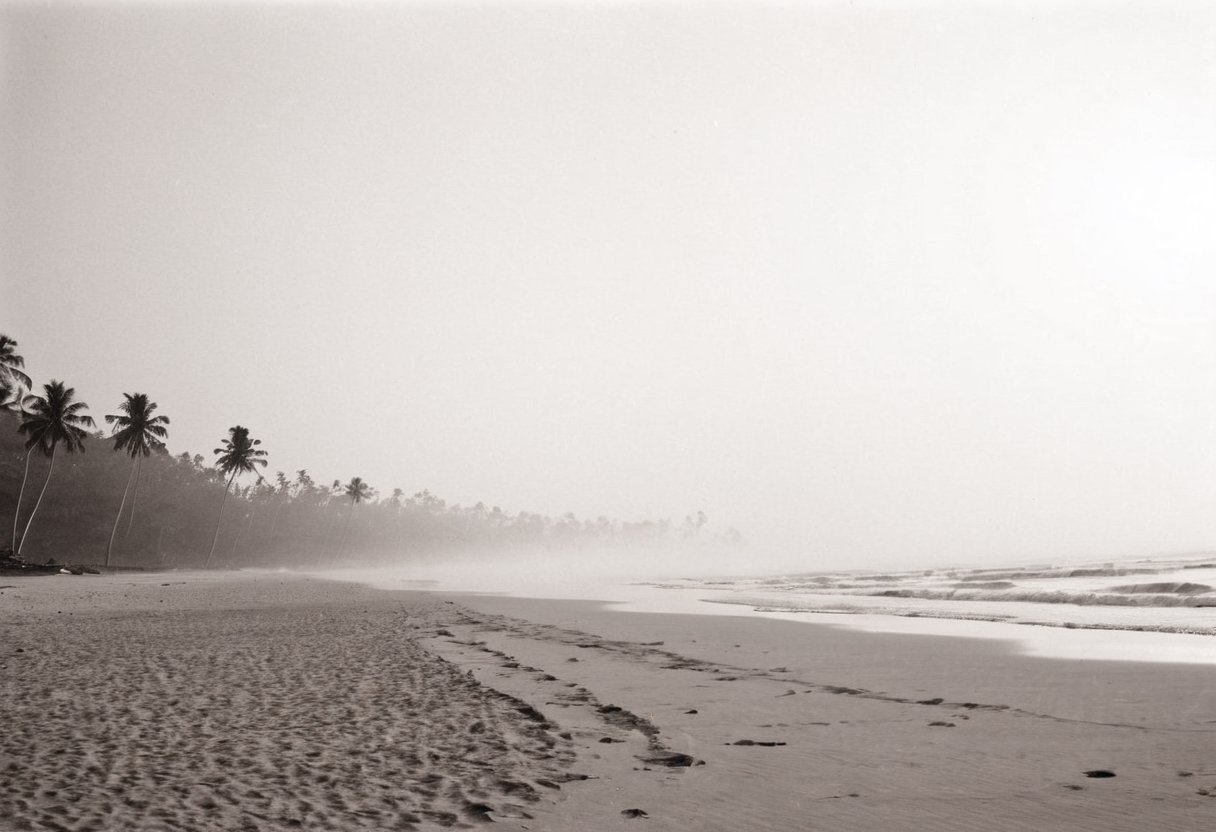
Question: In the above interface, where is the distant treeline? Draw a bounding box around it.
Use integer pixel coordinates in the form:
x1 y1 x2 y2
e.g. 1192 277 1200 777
0 335 740 568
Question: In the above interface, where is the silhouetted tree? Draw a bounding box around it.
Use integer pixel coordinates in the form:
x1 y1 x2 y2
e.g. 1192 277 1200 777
206 426 267 567
6 386 36 551
337 476 373 559
15 381 94 556
104 393 170 567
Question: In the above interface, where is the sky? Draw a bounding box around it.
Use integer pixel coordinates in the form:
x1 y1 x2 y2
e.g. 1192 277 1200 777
2 1 1215 570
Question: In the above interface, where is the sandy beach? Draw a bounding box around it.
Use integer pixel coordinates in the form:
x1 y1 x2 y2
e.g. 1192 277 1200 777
3 572 1216 831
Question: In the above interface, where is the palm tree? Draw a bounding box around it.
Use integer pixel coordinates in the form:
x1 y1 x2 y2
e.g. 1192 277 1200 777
267 471 291 538
230 475 271 560
1 340 32 550
206 426 268 567
337 476 373 560
0 335 31 389
15 381 95 556
103 393 170 567
318 478 343 556
5 386 36 553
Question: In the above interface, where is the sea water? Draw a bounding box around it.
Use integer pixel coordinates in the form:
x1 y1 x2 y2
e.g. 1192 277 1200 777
326 554 1216 666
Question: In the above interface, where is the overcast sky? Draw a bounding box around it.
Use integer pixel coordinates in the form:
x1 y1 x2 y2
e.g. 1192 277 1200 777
3 1 1215 569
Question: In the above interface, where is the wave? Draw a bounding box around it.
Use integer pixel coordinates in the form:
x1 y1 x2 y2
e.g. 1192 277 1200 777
953 567 1162 582
702 597 1216 636
865 588 1216 607
1106 582 1211 595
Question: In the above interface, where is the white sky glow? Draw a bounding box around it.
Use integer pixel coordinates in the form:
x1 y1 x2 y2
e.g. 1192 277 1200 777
3 1 1215 569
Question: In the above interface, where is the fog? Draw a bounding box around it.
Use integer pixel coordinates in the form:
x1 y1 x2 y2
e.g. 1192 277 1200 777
4 2 1216 572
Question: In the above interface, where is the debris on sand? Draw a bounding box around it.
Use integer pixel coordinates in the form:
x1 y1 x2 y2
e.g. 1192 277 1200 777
639 752 696 767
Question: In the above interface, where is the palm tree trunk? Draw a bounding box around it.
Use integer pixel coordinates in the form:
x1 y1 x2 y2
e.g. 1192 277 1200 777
125 456 142 536
16 444 57 557
320 508 339 558
337 500 356 560
231 505 256 560
205 471 238 568
10 448 33 552
105 456 139 567
269 500 284 538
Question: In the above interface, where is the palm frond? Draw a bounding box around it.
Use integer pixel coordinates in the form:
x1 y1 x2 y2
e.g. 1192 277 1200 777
0 335 33 389
17 380 94 455
106 392 171 457
213 425 270 477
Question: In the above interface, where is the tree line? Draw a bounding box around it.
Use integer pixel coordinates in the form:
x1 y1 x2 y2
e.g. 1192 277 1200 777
0 333 739 568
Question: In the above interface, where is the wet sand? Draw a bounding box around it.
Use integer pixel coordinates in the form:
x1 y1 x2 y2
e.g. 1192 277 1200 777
3 572 1215 830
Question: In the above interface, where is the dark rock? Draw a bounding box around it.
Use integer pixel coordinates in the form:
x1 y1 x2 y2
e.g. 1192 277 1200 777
621 808 648 819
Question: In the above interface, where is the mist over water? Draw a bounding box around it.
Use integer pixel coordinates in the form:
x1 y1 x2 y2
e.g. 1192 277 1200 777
316 547 1216 665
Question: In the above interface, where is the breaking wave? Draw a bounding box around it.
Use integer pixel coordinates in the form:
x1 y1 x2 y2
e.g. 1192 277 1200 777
864 587 1216 607
654 554 1216 639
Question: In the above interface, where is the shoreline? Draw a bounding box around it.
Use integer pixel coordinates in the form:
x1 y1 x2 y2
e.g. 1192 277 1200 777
4 572 1216 830
428 589 1216 829
319 564 1216 666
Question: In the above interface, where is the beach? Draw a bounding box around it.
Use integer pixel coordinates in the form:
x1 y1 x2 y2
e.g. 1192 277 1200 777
3 572 1215 831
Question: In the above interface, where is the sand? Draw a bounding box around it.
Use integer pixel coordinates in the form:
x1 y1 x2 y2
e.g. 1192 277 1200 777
3 572 1216 831
0 575 572 831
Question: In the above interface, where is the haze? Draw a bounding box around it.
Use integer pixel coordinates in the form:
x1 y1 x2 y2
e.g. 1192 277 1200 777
3 1 1215 571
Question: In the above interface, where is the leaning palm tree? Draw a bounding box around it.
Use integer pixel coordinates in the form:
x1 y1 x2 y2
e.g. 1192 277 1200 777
103 393 170 567
230 475 271 560
0 335 32 389
6 385 35 552
206 426 268 567
336 476 373 560
15 381 95 556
